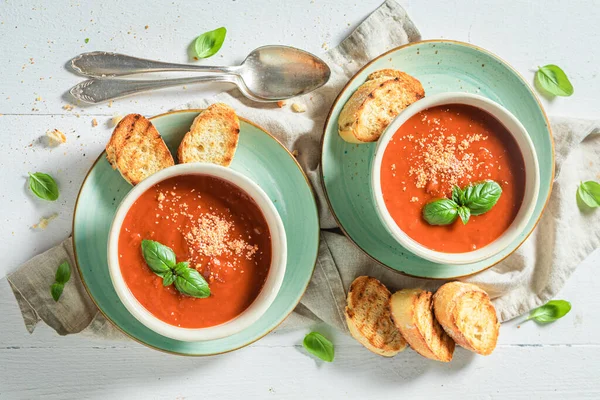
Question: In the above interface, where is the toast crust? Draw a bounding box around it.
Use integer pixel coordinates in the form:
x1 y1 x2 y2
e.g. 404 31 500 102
433 282 499 355
177 103 240 166
338 69 425 143
389 288 455 362
105 114 174 185
345 276 407 357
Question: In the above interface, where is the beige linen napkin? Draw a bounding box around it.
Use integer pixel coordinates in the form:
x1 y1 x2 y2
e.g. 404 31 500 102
7 0 600 339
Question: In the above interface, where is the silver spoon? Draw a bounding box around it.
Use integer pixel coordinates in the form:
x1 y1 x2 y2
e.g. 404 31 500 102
69 45 331 103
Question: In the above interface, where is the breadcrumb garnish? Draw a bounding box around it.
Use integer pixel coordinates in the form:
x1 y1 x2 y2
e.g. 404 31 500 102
46 129 66 146
291 103 306 113
32 213 58 229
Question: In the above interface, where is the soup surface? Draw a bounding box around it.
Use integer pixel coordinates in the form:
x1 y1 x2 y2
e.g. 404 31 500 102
380 104 526 253
119 174 272 328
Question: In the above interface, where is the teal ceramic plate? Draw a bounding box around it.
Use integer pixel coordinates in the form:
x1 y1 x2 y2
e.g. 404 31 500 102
73 110 319 355
321 40 554 279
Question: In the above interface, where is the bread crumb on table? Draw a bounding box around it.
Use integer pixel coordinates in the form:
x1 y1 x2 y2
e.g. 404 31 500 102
92 118 98 127
32 213 58 230
62 104 74 111
111 114 123 126
291 149 299 157
46 129 66 146
277 100 287 108
291 103 306 113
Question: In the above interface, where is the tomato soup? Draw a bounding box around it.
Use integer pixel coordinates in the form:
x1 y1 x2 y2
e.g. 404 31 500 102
118 175 272 328
380 104 526 253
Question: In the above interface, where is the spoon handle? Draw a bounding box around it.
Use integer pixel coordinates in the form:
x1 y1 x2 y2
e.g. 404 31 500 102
70 52 238 77
70 76 238 104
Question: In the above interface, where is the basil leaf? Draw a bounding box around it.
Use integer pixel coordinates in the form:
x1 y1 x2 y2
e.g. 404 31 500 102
194 27 226 59
527 300 571 323
577 181 600 209
461 181 502 216
452 186 462 205
50 282 64 302
162 270 176 287
28 172 59 201
535 65 574 97
55 261 71 284
303 332 334 362
141 240 176 275
423 199 458 225
173 261 190 276
457 206 470 225
174 264 210 298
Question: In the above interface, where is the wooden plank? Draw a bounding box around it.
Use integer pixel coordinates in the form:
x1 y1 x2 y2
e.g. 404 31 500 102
0 344 598 399
1 0 599 117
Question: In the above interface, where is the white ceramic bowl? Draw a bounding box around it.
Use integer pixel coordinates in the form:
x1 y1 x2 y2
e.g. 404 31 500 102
107 163 287 341
371 92 540 265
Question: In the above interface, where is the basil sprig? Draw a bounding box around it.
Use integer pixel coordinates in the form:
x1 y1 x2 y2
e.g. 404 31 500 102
141 239 210 298
576 180 600 210
194 27 227 59
50 261 71 301
28 172 59 201
526 300 571 323
303 332 335 362
422 180 502 226
535 65 574 97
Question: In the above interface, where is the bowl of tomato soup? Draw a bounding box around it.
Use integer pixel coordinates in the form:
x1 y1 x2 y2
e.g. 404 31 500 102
107 163 287 341
372 93 540 265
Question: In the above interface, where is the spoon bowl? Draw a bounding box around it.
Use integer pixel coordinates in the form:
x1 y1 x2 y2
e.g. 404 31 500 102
236 45 331 101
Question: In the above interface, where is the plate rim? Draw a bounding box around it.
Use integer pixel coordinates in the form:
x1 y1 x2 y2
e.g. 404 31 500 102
319 39 555 280
72 109 320 356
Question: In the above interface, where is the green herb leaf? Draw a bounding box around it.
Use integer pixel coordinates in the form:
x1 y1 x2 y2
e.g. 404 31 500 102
173 261 190 276
535 65 574 97
452 186 462 204
140 240 210 298
457 206 471 225
50 282 64 302
577 181 600 209
141 239 176 275
28 172 59 201
55 261 71 284
194 27 227 59
162 270 176 287
461 181 502 216
422 199 458 225
174 264 210 298
84 38 89 44
526 300 571 323
303 332 334 362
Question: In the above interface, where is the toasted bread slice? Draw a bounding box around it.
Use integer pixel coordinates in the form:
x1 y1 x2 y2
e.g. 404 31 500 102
105 114 174 185
178 103 240 166
433 282 499 356
338 69 425 143
389 288 455 362
345 276 407 357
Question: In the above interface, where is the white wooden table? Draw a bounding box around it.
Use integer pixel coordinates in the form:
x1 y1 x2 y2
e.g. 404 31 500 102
1 1 599 398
